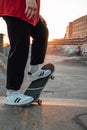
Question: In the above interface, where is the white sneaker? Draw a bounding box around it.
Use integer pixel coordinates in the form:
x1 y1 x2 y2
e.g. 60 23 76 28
29 69 51 81
5 92 33 106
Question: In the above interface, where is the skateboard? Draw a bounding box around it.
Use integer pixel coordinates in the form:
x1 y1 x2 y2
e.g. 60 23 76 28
24 63 55 105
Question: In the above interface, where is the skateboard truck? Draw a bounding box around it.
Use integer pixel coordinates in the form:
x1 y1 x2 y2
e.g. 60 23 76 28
35 99 42 105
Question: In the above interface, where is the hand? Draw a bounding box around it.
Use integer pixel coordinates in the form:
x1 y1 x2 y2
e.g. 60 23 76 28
25 0 37 19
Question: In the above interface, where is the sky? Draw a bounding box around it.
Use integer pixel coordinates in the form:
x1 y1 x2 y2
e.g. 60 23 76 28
0 0 87 41
40 0 87 40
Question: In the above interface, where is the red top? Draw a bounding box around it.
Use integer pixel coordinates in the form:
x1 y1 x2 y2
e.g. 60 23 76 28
0 0 40 26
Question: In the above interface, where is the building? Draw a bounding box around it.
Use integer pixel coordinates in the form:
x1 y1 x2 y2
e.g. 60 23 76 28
65 15 87 39
48 15 87 56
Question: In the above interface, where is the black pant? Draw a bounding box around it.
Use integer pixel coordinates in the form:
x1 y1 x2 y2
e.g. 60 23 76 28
3 16 48 90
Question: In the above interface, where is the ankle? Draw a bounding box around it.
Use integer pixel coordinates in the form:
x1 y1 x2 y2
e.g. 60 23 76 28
29 65 39 74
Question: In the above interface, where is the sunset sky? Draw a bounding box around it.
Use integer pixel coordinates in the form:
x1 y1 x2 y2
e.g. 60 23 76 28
0 0 87 41
40 0 87 40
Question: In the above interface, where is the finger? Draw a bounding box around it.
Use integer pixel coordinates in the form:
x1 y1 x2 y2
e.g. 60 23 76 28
25 4 28 14
28 9 37 19
26 8 32 18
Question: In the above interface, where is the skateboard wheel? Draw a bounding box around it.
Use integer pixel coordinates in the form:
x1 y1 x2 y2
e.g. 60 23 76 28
50 75 55 80
37 99 42 105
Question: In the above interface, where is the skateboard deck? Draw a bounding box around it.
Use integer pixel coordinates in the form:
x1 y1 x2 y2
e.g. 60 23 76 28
24 63 55 105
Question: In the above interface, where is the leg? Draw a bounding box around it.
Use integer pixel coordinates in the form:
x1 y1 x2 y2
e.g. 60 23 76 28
3 17 34 105
4 17 31 90
30 19 49 65
28 19 51 81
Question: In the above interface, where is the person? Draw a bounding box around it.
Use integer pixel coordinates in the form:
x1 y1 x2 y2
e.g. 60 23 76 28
0 0 51 106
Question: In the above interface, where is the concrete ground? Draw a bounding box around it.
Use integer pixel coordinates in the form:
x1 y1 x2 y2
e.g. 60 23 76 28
0 97 87 130
0 52 87 130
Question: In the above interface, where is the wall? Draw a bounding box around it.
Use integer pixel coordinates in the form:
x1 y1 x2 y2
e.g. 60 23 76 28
65 15 87 39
